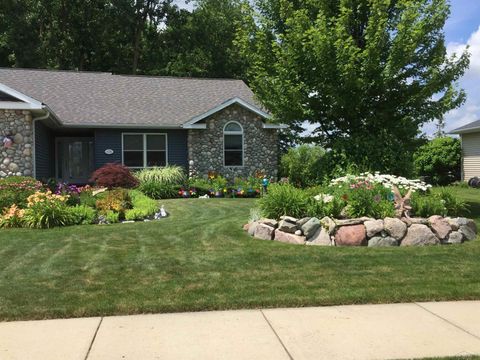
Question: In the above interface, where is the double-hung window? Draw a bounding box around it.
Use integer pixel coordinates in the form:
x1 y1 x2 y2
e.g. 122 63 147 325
122 133 167 168
224 122 243 167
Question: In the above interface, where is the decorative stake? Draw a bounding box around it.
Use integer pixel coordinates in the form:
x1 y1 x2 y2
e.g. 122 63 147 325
2 136 13 148
392 185 413 219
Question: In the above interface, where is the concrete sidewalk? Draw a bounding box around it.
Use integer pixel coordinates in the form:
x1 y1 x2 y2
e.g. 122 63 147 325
1 301 480 360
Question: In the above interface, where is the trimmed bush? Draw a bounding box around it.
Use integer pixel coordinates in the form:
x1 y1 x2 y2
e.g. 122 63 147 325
68 205 97 225
90 163 139 189
138 182 177 199
413 137 461 185
258 184 309 219
125 190 158 220
95 189 132 217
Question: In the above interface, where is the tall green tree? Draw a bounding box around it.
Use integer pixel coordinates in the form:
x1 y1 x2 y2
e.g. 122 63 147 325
237 0 470 175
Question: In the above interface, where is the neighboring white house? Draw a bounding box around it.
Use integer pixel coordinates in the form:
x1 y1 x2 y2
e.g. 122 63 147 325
450 120 480 181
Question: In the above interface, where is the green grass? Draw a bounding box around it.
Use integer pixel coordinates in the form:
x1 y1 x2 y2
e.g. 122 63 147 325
0 187 479 321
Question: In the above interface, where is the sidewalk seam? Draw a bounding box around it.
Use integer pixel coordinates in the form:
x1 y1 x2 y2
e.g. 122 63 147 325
84 317 103 360
260 310 294 360
414 303 480 342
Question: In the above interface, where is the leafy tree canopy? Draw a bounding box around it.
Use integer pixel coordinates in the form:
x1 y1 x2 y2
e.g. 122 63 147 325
237 0 470 175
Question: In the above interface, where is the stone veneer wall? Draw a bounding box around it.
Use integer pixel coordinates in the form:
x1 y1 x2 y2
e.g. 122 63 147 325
187 104 279 179
0 109 34 177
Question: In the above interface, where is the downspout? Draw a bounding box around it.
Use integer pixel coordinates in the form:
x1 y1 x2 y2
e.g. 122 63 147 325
32 107 50 180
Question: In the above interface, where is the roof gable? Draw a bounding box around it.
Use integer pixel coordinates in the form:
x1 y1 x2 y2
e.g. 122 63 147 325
0 83 43 110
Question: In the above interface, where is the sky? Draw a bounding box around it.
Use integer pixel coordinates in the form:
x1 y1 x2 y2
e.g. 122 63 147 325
175 0 480 136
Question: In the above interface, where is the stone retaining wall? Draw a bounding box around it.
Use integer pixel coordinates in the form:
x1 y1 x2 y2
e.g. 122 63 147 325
188 104 279 179
0 110 34 177
245 215 478 247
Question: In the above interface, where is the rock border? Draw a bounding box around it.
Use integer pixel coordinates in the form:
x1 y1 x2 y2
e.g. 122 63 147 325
244 215 477 247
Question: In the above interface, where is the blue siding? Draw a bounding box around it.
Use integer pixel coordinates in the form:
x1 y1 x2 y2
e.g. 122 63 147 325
35 121 54 180
94 129 188 169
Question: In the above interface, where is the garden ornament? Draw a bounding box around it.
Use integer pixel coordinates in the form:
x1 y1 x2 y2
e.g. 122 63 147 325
392 185 413 219
2 135 13 149
262 175 269 195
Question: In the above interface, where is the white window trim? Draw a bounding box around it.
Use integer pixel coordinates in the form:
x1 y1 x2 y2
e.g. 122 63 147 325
121 133 168 168
223 121 244 168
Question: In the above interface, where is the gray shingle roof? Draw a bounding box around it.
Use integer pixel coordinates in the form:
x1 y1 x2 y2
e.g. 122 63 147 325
0 68 263 127
450 119 480 134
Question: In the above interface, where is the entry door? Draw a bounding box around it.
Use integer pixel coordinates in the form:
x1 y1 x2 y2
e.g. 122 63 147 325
56 138 94 184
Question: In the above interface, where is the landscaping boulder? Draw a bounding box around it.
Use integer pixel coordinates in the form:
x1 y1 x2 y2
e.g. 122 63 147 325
368 236 398 247
258 218 278 228
296 217 311 228
364 219 384 238
410 218 429 225
400 224 440 246
274 229 306 245
320 216 336 234
278 219 298 234
334 224 367 246
445 217 460 231
254 223 275 240
307 227 331 246
459 225 476 241
247 222 259 236
428 215 452 241
384 217 407 241
280 215 298 223
335 217 372 226
445 231 464 244
301 217 321 239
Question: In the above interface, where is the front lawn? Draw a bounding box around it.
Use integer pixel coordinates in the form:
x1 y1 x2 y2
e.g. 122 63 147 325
0 187 479 321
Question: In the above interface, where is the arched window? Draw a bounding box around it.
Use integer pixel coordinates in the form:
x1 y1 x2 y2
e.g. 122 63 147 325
224 121 243 166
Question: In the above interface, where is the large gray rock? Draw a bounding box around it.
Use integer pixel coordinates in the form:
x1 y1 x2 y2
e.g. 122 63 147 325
280 215 298 223
278 219 298 234
301 217 321 239
320 216 336 234
296 217 311 227
274 229 306 245
254 223 275 240
335 217 372 226
258 218 278 228
400 224 440 246
368 236 398 247
445 231 464 244
364 219 384 238
459 225 477 241
307 227 331 246
384 217 407 241
428 215 452 241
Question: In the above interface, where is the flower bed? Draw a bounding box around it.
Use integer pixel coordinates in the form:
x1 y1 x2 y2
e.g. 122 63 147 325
246 174 476 247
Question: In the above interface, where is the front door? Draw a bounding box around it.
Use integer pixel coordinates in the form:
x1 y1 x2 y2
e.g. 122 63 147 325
56 137 94 184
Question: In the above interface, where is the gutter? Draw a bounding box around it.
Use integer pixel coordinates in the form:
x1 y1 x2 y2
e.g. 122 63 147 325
32 107 51 179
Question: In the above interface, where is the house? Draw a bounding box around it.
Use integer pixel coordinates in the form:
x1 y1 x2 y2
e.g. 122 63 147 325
450 119 480 181
0 68 284 183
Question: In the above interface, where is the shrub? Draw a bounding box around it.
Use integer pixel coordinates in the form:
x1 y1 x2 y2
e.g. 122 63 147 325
258 184 309 219
135 166 185 185
341 182 396 219
280 145 326 187
23 191 75 228
128 190 158 217
0 205 25 228
90 163 139 189
95 189 132 217
68 205 97 225
413 137 461 185
55 182 82 206
139 182 177 199
411 194 446 218
0 176 43 210
432 188 469 216
79 190 98 207
105 210 120 224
